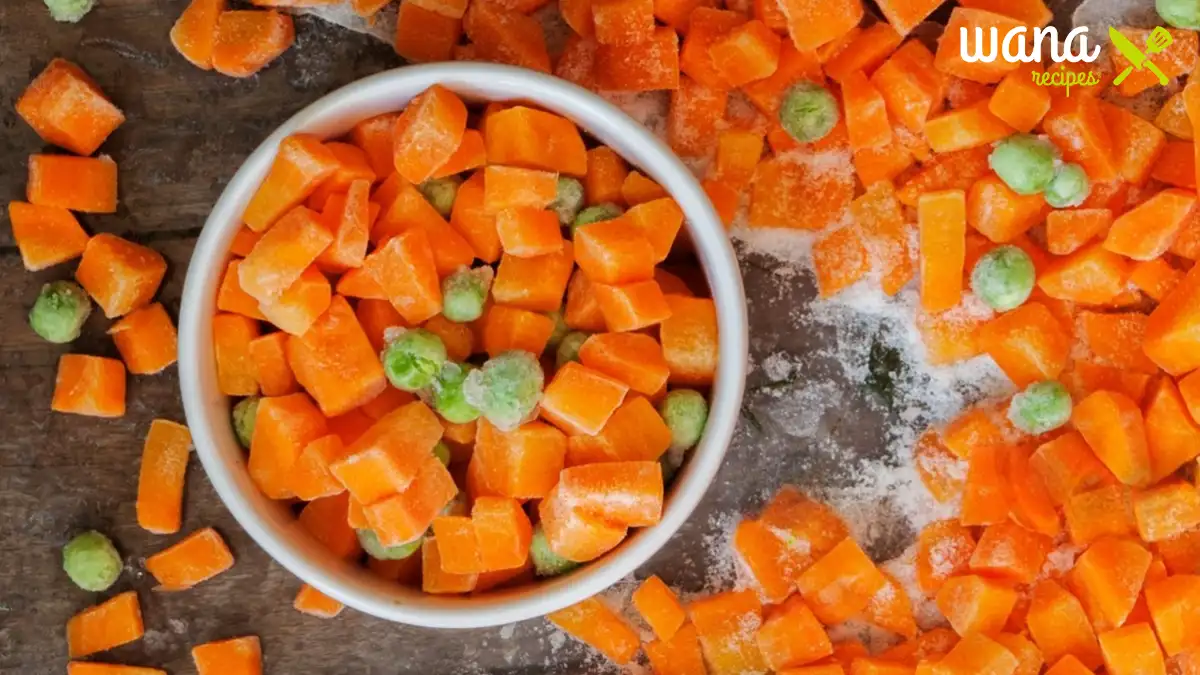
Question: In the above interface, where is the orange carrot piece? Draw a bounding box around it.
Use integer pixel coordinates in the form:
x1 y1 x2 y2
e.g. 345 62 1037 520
960 444 1012 526
432 129 486 179
349 113 397 178
823 22 902 83
1146 378 1200 482
936 573 1018 636
645 623 708 675
689 589 768 674
1101 102 1168 187
16 58 125 156
591 0 654 46
247 332 298 397
480 305 555 357
75 233 167 320
421 536 477 594
540 361 629 435
621 170 670 206
243 135 338 232
565 269 608 332
660 295 717 385
136 419 192 535
708 20 782 88
463 2 552 73
549 597 641 664
108 302 178 375
1006 443 1063 538
1065 483 1137 545
484 106 587 176
593 280 674 332
742 41 825 117
299 493 364 560
710 130 765 191
238 206 332 305
918 189 966 312
394 3 462 64
594 26 681 92
864 571 919 640
258 266 331 337
392 85 468 184
1130 258 1184 302
897 146 991 206
537 484 627 561
330 402 443 504
364 228 442 324
967 174 1046 243
450 172 502 263
6 201 89 271
1105 188 1196 261
733 519 798 604
1134 480 1200 543
1145 575 1200 656
557 460 662 527
935 633 1020 675
565 395 672 465
306 143 376 211
248 393 328 499
575 217 656 284
777 0 863 51
483 165 559 214
52 354 126 418
145 527 235 590
211 10 294 78
977 302 1071 386
494 207 564 258
969 520 1052 584
914 430 967 502
288 434 350 501
1037 242 1133 305
933 8 1024 83
1045 208 1112 255
476 420 567 499
374 179 474 275
871 40 944 133
1151 140 1195 189
797 538 887 624
667 76 729 159
366 456 458 548
988 64 1051 133
1043 94 1119 183
1076 311 1158 374
1073 390 1152 487
285 295 386 417
812 224 870 298
842 70 892 151
757 595 834 670
633 575 687 641
578 332 670 395
1145 264 1200 375
874 0 942 34
218 260 267 320
191 636 262 675
430 515 483 574
915 307 987 366
66 592 144 659
622 198 685 263
584 147 628 205
1098 623 1167 675
1027 581 1104 669
293 583 344 618
925 102 1014 153
27 154 117 214
213 313 261 397
471 496 532 572
492 242 574 313
315 181 372 272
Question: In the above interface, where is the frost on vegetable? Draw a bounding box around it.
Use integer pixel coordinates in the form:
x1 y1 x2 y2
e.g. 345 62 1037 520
1043 162 1090 208
382 328 448 392
555 331 590 369
572 203 623 235
44 0 95 23
433 362 481 424
463 350 545 431
1008 380 1072 435
358 528 422 560
231 396 260 450
1159 0 1200 28
530 524 579 577
29 280 92 344
659 389 709 454
970 245 1036 312
441 266 493 323
988 134 1056 195
780 82 839 143
62 530 122 592
551 177 586 226
418 176 462 218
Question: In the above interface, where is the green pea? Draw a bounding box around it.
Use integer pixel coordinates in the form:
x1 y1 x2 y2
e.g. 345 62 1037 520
1008 381 1072 435
382 328 448 392
1158 0 1200 28
433 362 481 424
232 396 260 450
1043 163 1090 208
433 441 451 466
29 281 91 344
970 245 1036 312
441 266 493 323
442 493 469 517
62 531 121 592
418 176 462 218
530 524 579 577
545 310 569 349
780 82 839 143
550 177 586 226
989 134 1057 195
555 331 589 369
572 203 623 237
357 529 422 560
44 0 95 22
659 389 709 454
463 350 545 431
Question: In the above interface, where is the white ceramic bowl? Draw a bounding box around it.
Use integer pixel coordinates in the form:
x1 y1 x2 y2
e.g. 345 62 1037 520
179 62 748 628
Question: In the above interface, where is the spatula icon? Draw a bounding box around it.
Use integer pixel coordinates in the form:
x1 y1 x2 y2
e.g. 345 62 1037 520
1111 26 1173 86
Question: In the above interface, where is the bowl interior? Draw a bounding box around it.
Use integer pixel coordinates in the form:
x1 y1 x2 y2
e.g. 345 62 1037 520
178 62 749 628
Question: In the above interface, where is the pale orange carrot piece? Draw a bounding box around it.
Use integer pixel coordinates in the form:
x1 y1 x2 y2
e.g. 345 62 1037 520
76 234 167 319
27 154 118 214
918 189 966 312
108 303 178 375
394 85 469 184
51 354 126 418
242 135 339 232
145 527 235 590
67 592 145 658
192 636 262 675
211 10 294 78
7 201 89 271
171 0 226 70
213 313 260 397
294 583 345 618
16 59 125 155
136 419 192 535
248 332 298 397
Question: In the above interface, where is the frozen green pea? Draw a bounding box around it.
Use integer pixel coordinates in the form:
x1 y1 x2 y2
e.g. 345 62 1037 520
383 328 448 392
780 82 839 143
1008 381 1072 435
418 176 462 218
572 203 623 235
1159 0 1200 28
357 528 422 560
1043 163 1090 208
463 350 545 431
970 245 1036 312
433 362 481 424
62 531 121 592
659 389 708 454
555 331 589 369
546 310 569 349
433 441 451 466
551 177 586 226
29 281 91 344
989 134 1057 195
232 396 260 450
442 266 493 323
44 0 95 22
530 524 579 577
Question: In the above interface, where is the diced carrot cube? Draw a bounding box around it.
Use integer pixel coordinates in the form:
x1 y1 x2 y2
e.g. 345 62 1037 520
756 485 849 571
483 107 586 176
476 420 566 499
492 242 574 313
742 41 824 117
247 332 298 398
374 182 471 275
537 484 627 561
940 406 1004 459
421 536 477 594
591 0 654 46
17 58 124 157
593 279 673 332
584 147 628 205
468 496 531 572
934 633 1019 675
925 102 1014 153
1076 311 1158 374
594 26 681 92
1068 536 1152 631
1045 208 1112 255
668 76 729 159
553 33 597 89
565 269 608 332
914 306 988 366
293 583 344 618
211 9 293 77
463 2 552 72
777 0 862 51
27 153 117 214
481 305 555 356
842 71 892 151
108 303 177 375
238 206 332 305
258 266 331 337
967 174 1046 243
871 40 944 133
285 296 386 417
212 313 260 397
1101 102 1167 187
7 201 89 271
733 519 797 603
575 217 656 285
645 622 708 675
897 146 991 207
622 170 670 206
248 393 329 499
331 400 442 500
1157 90 1193 139
67 592 144 658
314 182 372 273
659 295 716 385
978 302 1071 387
243 134 338 233
367 456 458 547
578 332 670 395
1134 480 1200 543
1064 484 1137 545
918 189 967 312
483 165 559 214
1105 188 1196 261
1037 242 1132 305
708 20 782 88
1043 94 1119 183
933 8 1023 83
632 575 687 641
74 233 166 320
969 520 1052 585
915 520 976 594
1151 139 1195 189
1145 265 1200 375
144 527 234 590
1062 361 1151 405
540 362 628 435
307 143 376 212
430 515 483 574
364 228 442 324
864 571 918 639
1073 390 1152 487
67 664 165 675
1145 575 1200 656
348 113 397 179
813 223 870 298
913 430 967 502
136 419 192 535
288 434 349 501
333 267 385 301
1130 258 1184 302
936 573 1018 636
985 64 1051 133
823 22 902 83
1146 378 1200 482
1098 623 1167 675
624 199 685 265
192 636 261 675
689 589 768 674
558 460 663 527
394 2 462 63
432 129 486 179
549 597 641 664
495 208 564 258
797 538 888 624
392 84 468 184
450 172 502 263
565 395 672 465
756 595 833 670
1006 443 1062 537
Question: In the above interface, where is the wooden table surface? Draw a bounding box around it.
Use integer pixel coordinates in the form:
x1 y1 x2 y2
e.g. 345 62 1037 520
0 1 905 673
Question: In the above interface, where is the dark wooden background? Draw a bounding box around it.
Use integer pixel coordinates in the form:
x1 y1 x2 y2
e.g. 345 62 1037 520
0 1 922 672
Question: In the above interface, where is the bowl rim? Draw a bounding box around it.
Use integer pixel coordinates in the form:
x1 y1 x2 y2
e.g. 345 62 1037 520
178 62 748 629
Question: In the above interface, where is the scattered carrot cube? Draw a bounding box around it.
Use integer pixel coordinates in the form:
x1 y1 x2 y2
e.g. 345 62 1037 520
978 302 1071 387
483 106 587 176
67 591 144 658
243 135 339 232
757 595 833 670
364 227 443 324
1069 536 1152 631
285 295 387 417
17 58 125 156
1145 378 1200 482
394 2 462 64
591 0 654 46
27 153 117 214
211 10 294 78
916 520 976 594
1145 264 1200 376
594 26 681 92
797 538 887 625
51 354 126 418
480 305 555 356
917 189 966 312
709 20 782 88
475 420 567 499
645 623 708 675
1134 481 1200 543
1105 188 1196 261
575 216 656 284
541 362 628 436
288 434 349 501
463 2 552 73
632 575 687 641
191 635 262 675
934 633 1019 675
145 527 235 590
431 516 483 574
7 201 89 271
1064 484 1137 545
136 419 192 535
969 520 1052 585
1098 623 1167 675
1043 94 1118 183
690 589 768 674
248 393 329 499
777 0 863 51
367 456 458 547
668 77 729 159
1045 208 1113 256
1073 390 1152 487
107 302 177 375
548 597 641 664
472 496 533 571
293 583 344 618
393 85 468 184
593 279 673 332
